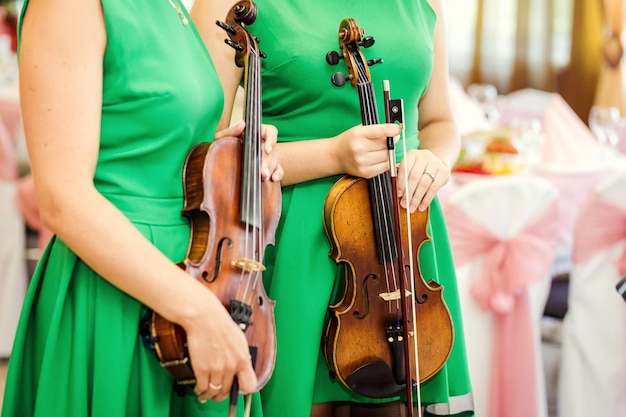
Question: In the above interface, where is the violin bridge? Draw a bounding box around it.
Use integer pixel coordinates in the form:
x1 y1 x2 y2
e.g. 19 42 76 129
231 258 266 272
379 289 412 302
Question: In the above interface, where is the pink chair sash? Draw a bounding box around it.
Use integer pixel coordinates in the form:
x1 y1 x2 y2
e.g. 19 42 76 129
573 192 626 276
446 200 558 417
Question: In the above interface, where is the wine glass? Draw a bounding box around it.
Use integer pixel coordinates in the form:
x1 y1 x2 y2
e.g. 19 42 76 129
588 106 621 155
467 83 500 126
509 117 544 167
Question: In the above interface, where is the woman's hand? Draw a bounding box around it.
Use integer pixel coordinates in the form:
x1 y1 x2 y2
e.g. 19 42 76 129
215 120 283 182
183 288 258 403
396 149 451 212
332 123 401 179
260 123 282 182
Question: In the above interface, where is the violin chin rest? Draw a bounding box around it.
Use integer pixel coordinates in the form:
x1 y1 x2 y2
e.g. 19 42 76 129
346 361 405 398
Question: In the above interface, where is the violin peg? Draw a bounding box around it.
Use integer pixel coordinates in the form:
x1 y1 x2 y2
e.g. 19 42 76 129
326 50 343 65
367 58 383 67
361 36 375 48
331 72 350 86
225 39 244 52
216 20 237 35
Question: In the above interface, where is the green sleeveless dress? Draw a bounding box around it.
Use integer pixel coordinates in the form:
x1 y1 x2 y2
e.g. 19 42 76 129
1 1 263 416
249 1 474 416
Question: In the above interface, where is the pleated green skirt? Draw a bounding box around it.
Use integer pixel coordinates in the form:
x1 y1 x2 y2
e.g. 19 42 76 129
260 180 474 417
1 217 263 417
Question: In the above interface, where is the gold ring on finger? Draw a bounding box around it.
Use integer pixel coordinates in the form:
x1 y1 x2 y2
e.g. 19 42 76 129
209 382 223 390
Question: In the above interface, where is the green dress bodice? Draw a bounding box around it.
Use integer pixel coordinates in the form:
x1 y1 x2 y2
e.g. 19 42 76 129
247 1 474 416
2 1 264 416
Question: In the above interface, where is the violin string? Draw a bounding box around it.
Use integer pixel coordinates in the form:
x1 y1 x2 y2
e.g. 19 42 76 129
253 50 265 302
240 48 262 305
365 76 399 304
251 50 264 299
358 74 399 316
240 67 251 303
359 74 397 302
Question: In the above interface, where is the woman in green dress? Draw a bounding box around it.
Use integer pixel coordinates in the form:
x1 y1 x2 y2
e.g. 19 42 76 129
1 0 281 415
193 0 474 416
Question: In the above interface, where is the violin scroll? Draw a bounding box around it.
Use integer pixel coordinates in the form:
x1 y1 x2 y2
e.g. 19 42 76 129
216 0 265 68
326 18 382 87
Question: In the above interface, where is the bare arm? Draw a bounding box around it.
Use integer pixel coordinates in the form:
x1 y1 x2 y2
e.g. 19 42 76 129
417 0 460 167
20 0 255 401
396 0 460 212
190 0 243 130
191 0 400 187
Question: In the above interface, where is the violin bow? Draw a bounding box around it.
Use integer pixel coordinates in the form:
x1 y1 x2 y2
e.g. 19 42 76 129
383 80 423 417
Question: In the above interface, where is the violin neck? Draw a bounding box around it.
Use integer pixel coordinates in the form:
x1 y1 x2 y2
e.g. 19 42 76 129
357 81 379 126
241 49 263 229
357 81 399 264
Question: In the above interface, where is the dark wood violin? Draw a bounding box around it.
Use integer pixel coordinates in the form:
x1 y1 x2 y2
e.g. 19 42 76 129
322 18 454 414
140 0 279 409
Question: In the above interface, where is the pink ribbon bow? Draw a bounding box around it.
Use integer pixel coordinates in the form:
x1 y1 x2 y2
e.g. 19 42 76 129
573 192 626 276
445 200 559 417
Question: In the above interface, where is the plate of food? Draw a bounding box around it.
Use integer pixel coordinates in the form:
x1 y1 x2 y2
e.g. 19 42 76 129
453 128 525 176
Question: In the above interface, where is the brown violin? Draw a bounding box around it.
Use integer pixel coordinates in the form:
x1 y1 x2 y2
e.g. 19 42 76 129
140 0 279 406
322 18 454 414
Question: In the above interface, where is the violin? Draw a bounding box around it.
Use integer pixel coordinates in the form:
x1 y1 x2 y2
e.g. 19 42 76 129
322 18 454 414
141 0 279 409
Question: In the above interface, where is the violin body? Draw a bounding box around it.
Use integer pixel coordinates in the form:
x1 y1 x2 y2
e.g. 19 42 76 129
323 175 453 398
149 137 279 389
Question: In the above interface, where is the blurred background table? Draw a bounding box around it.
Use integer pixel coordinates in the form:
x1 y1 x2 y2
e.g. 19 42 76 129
443 82 626 417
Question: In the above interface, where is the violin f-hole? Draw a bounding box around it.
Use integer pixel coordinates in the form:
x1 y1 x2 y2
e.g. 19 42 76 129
203 236 234 283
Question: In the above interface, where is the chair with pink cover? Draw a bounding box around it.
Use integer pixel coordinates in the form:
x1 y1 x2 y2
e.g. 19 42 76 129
557 171 626 417
0 83 33 359
442 175 559 417
0 112 25 359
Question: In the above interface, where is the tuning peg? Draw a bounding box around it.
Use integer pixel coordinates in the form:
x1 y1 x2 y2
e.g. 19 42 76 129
367 58 383 66
331 72 351 86
225 39 244 52
259 50 267 59
326 50 344 65
361 36 375 48
215 20 236 35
